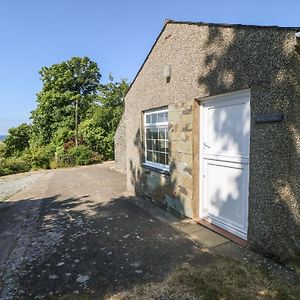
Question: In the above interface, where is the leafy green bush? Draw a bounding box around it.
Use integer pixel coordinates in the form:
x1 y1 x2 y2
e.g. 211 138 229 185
78 106 122 160
0 143 6 158
0 157 31 176
102 132 115 159
90 152 104 163
22 145 54 170
78 118 106 154
31 146 54 169
52 127 74 148
57 152 76 168
68 145 92 166
56 145 92 167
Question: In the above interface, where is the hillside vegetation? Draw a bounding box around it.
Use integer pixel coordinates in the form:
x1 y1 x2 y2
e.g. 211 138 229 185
0 57 129 176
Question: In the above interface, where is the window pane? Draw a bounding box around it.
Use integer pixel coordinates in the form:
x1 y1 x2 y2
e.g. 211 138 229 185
146 115 151 124
165 141 169 153
158 113 165 122
165 128 168 140
152 151 158 163
158 140 165 152
153 140 159 151
165 154 169 165
146 139 153 150
159 128 165 139
152 113 158 123
158 152 165 164
146 128 152 139
147 151 152 161
163 112 168 122
152 129 158 139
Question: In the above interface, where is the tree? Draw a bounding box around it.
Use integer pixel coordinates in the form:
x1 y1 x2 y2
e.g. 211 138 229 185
1 57 130 176
4 123 31 157
79 76 129 159
31 57 101 145
98 74 128 108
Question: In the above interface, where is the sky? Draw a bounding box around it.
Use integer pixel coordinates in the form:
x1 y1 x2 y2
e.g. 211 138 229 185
0 0 299 135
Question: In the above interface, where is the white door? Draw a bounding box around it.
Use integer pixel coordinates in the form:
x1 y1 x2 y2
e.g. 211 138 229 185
200 90 250 240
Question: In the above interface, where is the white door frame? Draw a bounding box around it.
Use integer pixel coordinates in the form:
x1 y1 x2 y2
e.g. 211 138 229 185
199 89 250 240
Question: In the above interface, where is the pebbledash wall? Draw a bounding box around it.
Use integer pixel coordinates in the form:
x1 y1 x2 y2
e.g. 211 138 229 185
114 21 300 261
114 113 126 171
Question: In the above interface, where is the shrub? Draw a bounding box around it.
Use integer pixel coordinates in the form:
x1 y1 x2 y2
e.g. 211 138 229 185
78 118 106 154
22 145 54 170
57 152 76 168
31 146 53 169
49 159 58 169
0 157 31 176
90 152 104 163
0 143 6 158
56 145 92 168
102 132 115 160
68 145 92 166
79 111 118 160
63 137 85 152
52 127 74 148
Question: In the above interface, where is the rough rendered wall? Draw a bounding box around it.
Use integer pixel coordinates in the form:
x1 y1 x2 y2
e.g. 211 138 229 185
114 113 126 170
124 22 300 261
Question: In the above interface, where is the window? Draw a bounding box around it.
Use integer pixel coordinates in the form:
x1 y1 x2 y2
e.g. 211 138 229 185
144 108 169 171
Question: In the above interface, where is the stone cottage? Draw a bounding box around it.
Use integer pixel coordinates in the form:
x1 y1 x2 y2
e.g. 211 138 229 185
114 20 300 261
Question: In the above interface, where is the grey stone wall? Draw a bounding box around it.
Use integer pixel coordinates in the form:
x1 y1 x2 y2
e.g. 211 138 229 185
124 21 300 261
114 112 126 170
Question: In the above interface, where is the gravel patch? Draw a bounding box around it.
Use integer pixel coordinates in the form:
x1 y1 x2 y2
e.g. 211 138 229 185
0 171 46 202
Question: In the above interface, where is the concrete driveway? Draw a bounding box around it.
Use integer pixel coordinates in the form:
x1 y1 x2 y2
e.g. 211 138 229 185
0 163 208 299
1 162 298 299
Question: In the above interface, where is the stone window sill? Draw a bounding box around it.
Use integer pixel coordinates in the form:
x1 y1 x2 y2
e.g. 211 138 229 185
142 163 170 175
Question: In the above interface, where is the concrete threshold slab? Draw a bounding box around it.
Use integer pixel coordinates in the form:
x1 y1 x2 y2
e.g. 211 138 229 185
131 196 229 249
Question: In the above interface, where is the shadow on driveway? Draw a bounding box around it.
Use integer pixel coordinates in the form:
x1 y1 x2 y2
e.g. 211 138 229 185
0 164 212 299
18 195 205 299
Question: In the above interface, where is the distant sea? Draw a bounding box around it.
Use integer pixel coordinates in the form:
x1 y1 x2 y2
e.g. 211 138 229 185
0 135 7 142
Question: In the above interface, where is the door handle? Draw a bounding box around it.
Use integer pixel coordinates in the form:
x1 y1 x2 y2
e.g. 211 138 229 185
203 143 210 148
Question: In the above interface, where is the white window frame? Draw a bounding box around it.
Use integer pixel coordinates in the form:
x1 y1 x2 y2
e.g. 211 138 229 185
143 108 169 172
